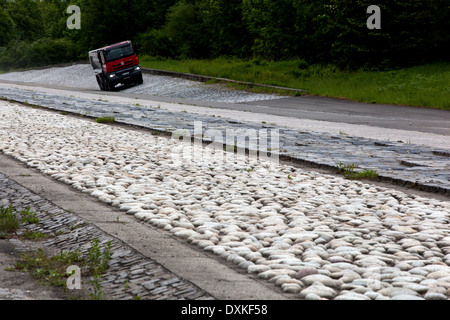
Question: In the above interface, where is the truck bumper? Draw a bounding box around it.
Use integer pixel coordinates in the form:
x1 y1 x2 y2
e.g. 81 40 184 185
107 66 143 87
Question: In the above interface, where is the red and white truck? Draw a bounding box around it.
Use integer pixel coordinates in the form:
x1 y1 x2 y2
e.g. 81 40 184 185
89 40 143 91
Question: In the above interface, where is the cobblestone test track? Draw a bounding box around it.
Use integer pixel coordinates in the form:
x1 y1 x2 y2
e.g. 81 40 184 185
0 85 448 195
1 100 450 300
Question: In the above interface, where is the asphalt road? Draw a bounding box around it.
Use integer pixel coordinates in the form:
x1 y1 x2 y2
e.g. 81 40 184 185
246 96 450 136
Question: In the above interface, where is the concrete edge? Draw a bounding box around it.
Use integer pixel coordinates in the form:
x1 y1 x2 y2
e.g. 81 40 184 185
140 67 308 95
284 155 450 197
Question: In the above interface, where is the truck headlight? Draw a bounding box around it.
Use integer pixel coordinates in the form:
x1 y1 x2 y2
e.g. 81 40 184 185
135 66 141 71
109 74 116 78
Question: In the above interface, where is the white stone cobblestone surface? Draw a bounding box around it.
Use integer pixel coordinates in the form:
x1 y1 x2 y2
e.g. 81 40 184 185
1 100 450 300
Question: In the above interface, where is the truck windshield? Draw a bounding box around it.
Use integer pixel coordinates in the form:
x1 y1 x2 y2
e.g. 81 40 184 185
104 44 134 62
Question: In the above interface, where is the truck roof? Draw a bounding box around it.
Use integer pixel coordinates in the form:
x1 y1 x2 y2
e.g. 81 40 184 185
89 40 132 54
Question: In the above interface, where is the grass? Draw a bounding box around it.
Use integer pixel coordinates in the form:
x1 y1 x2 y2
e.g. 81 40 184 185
1 204 112 299
16 248 85 288
0 206 42 235
1 205 52 242
0 205 20 234
337 162 379 180
96 116 116 124
140 56 450 110
14 238 112 299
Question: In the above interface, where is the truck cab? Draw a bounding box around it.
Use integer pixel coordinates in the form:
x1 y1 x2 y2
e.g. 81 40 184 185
89 40 143 91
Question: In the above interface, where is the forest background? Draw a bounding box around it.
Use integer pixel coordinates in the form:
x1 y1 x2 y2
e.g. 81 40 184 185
0 0 449 108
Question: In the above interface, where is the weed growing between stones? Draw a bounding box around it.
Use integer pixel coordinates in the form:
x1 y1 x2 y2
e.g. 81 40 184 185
0 206 42 236
15 248 85 288
96 116 116 124
0 205 20 235
1 205 112 299
88 238 112 300
20 207 40 225
14 238 112 300
337 162 378 180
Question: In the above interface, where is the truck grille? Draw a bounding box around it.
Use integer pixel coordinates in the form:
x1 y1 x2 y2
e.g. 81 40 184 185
112 60 133 71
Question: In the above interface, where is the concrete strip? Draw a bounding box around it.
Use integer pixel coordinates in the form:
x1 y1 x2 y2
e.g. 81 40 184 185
0 152 290 300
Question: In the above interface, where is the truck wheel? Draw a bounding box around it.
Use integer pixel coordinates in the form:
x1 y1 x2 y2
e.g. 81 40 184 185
103 77 112 91
96 75 105 91
136 74 143 85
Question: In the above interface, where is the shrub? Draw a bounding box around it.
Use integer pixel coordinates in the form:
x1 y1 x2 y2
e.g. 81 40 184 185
0 205 20 234
0 38 80 71
135 29 178 58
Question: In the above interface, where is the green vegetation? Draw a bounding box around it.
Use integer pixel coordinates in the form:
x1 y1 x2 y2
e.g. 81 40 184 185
0 0 448 71
337 162 379 180
15 248 84 288
0 205 42 234
20 207 40 225
96 117 116 124
135 0 450 69
14 238 112 299
0 205 49 239
1 203 112 299
141 57 450 109
88 238 112 276
23 230 50 240
0 1 448 108
87 239 112 300
0 205 20 234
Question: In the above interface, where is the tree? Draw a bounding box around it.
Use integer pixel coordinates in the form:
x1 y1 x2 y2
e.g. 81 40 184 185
164 0 210 58
242 0 297 60
38 0 69 39
200 0 250 58
6 0 45 42
72 0 169 51
292 0 335 63
0 7 15 46
330 0 450 69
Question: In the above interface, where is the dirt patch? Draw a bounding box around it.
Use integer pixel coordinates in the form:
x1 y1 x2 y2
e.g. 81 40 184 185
0 238 68 300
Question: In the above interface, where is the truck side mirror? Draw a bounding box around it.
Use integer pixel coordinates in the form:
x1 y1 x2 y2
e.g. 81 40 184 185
134 43 140 55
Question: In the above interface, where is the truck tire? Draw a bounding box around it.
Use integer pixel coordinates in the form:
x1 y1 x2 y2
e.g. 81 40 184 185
102 75 113 91
136 74 143 85
104 78 111 91
97 74 112 91
96 75 105 91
